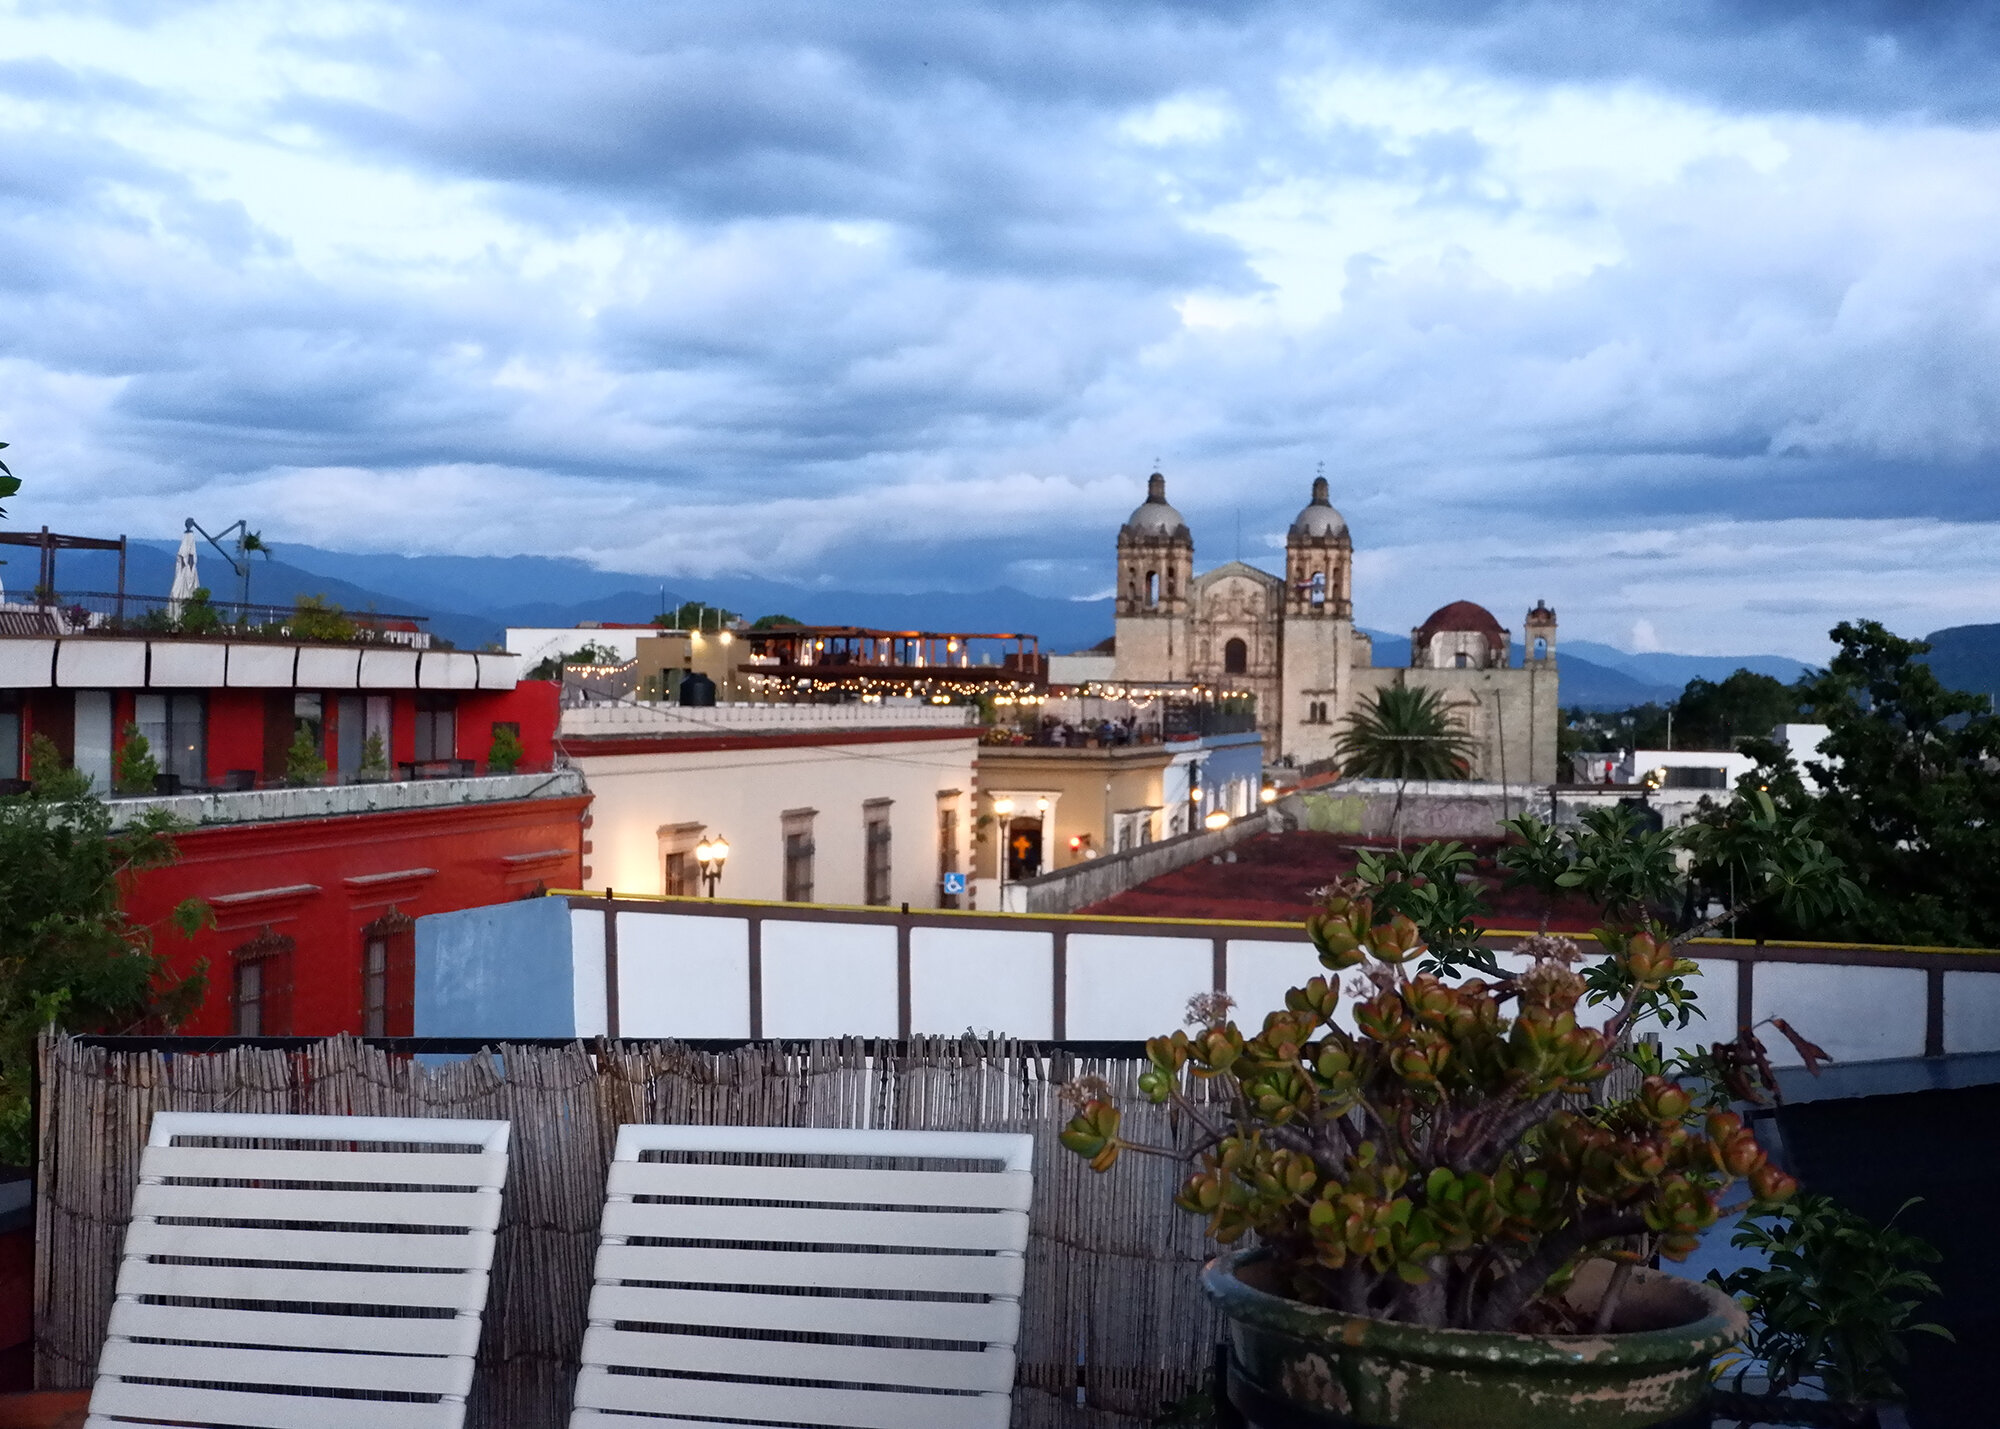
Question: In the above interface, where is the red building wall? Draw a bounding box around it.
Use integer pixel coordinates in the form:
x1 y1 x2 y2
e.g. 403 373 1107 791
122 793 589 1036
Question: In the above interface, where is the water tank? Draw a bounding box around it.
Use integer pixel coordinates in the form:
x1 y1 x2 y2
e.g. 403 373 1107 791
679 671 716 707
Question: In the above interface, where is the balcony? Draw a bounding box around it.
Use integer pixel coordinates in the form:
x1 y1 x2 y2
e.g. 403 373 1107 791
0 590 434 648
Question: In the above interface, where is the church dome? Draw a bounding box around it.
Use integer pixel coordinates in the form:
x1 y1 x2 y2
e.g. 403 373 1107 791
1289 475 1347 539
1416 600 1506 642
1121 471 1189 540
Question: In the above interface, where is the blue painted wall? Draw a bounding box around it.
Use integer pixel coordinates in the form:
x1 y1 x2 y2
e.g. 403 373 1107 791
415 897 576 1037
1201 731 1266 791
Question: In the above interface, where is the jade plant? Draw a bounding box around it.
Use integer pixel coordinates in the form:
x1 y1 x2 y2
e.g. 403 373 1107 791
1060 793 1858 1334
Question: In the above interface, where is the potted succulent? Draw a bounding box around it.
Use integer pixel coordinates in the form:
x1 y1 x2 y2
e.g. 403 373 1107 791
1061 798 1857 1429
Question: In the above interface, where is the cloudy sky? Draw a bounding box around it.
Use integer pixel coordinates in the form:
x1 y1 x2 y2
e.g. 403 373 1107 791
4 1 1999 656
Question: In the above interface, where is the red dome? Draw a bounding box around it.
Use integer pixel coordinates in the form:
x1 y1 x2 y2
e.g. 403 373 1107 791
1415 600 1505 640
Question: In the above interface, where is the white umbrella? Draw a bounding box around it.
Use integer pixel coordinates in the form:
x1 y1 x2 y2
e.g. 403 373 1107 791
168 529 200 619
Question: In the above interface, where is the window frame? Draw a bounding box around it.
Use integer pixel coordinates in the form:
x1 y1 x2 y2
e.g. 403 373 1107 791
782 807 817 904
863 799 893 906
229 927 295 1036
359 910 414 1036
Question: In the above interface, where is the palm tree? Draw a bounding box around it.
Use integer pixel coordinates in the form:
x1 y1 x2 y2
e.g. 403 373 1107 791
1335 685 1475 845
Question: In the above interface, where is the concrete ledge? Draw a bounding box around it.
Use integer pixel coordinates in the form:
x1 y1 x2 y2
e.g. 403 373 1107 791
106 768 588 829
1009 808 1278 914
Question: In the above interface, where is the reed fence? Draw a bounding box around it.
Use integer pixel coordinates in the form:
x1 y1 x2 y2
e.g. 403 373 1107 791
35 1034 1222 1429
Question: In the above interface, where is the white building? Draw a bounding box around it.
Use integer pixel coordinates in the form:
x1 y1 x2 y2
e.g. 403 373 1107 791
561 702 980 909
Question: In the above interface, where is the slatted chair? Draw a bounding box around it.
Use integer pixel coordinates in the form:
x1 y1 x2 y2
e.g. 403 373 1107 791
570 1125 1035 1429
86 1111 511 1429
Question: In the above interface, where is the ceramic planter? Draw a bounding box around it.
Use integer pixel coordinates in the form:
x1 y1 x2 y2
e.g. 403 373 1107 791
1206 1249 1747 1429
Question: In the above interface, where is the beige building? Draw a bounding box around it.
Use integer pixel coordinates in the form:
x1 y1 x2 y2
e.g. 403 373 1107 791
1111 472 1559 781
565 712 979 908
969 742 1174 905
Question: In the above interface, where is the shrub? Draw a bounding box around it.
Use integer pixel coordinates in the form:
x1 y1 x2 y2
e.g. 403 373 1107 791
284 723 326 786
486 723 523 774
114 724 158 795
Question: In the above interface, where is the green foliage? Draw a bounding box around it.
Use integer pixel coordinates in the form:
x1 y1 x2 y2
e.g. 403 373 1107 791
1713 1195 1951 1406
284 723 326 785
359 729 388 777
655 600 739 630
175 586 223 636
28 733 89 799
113 724 158 796
749 613 805 629
1779 620 2000 946
525 641 622 680
1056 786 1859 1332
288 594 354 641
486 723 524 774
1335 684 1475 781
0 438 16 518
0 776 208 1163
1673 670 1803 749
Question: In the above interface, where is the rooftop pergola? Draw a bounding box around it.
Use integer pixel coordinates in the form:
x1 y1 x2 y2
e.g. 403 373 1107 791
738 625 1045 696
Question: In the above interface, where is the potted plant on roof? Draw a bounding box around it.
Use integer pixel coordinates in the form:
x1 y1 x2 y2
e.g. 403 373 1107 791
1060 792 1858 1429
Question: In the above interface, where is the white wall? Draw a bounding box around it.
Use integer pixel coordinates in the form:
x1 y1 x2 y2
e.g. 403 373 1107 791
573 735 978 909
545 903 2000 1059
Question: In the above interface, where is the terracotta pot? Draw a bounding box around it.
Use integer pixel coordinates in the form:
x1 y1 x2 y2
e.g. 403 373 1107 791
1206 1249 1746 1429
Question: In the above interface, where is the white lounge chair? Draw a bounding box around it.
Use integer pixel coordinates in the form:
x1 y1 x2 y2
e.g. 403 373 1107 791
570 1125 1034 1429
86 1111 511 1429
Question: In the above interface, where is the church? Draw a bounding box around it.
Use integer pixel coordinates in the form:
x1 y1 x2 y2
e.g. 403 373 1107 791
1110 471 1560 781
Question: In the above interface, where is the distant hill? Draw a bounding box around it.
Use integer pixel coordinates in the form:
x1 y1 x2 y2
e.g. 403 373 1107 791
1562 641 1813 687
1921 624 2000 708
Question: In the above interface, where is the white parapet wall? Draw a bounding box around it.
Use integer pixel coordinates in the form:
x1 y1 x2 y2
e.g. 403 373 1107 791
414 894 2000 1068
561 700 979 738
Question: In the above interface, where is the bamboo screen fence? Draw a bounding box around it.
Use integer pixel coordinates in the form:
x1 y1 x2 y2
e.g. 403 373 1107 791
35 1034 1222 1429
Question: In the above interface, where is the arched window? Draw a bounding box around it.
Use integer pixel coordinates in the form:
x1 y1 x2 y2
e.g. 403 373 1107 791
1454 652 1471 669
1224 638 1248 675
1309 571 1326 607
1146 571 1161 606
1533 637 1548 660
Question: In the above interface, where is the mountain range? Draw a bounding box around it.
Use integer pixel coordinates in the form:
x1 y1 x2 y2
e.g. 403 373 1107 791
12 537 1921 712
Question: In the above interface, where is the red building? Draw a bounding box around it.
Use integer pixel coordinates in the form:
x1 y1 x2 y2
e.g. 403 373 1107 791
120 774 587 1036
0 609 585 1036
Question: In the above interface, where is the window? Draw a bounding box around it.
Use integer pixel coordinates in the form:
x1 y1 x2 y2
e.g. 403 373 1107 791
335 694 366 779
1309 571 1326 608
659 821 705 897
360 912 414 1036
782 808 816 903
0 691 19 782
414 693 456 762
1146 570 1160 606
937 798 960 910
1533 637 1548 660
1455 652 1471 669
230 929 294 1036
1305 700 1329 725
140 690 208 789
1224 638 1248 675
864 800 893 905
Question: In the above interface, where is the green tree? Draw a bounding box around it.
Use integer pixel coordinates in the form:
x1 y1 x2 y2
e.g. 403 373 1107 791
1336 684 1475 781
114 724 158 795
525 641 622 680
358 729 389 779
0 439 17 518
1769 620 2000 945
0 747 209 1162
176 585 223 636
749 613 805 629
1671 669 1803 749
285 723 327 786
289 594 354 641
486 723 523 774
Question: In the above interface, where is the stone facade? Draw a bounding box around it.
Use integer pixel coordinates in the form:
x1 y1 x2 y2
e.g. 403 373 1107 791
1108 473 1560 780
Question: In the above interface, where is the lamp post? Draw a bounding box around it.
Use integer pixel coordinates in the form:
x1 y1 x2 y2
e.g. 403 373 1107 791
694 835 729 898
992 796 1014 910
